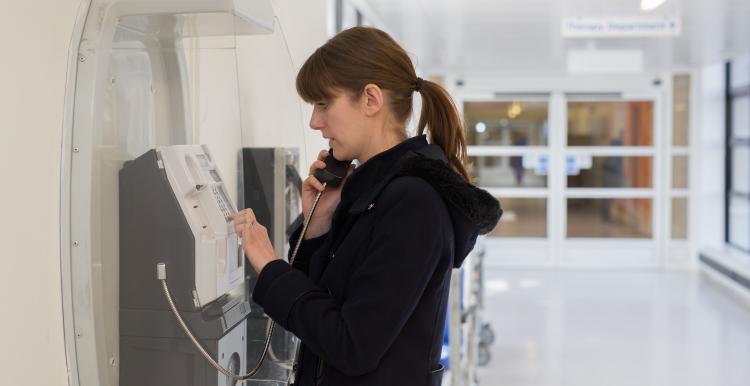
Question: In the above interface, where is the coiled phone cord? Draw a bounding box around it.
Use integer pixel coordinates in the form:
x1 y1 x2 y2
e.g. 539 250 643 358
157 183 327 382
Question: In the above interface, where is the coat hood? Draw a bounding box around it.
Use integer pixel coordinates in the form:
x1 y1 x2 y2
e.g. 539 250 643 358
396 144 502 267
345 135 502 268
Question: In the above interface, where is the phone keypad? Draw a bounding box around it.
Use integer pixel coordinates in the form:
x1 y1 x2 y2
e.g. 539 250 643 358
211 185 232 221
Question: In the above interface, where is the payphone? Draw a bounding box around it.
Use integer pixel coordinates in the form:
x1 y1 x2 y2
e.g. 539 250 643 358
119 144 302 385
120 145 249 386
119 145 248 385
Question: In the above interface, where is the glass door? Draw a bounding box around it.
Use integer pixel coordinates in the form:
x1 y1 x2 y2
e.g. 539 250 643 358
562 96 659 267
463 97 554 266
464 91 662 267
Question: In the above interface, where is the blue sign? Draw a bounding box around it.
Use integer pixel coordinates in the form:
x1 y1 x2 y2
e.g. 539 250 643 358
535 155 548 176
566 155 580 176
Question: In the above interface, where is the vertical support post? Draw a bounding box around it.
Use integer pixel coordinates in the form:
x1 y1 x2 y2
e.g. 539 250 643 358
449 268 462 385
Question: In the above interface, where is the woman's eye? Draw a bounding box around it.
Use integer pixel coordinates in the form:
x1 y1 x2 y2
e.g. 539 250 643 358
316 102 328 110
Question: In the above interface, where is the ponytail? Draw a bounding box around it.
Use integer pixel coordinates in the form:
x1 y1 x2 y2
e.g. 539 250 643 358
416 80 471 181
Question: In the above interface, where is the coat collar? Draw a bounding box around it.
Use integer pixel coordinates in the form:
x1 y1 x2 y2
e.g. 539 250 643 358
339 134 502 267
343 135 431 214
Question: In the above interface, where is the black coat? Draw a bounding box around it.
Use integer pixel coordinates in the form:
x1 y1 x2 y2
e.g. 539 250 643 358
252 135 501 385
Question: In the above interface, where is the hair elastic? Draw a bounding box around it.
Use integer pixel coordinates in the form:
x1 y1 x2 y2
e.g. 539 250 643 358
414 77 424 93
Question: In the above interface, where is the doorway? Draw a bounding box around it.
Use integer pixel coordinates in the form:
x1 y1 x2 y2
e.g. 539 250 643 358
463 89 664 268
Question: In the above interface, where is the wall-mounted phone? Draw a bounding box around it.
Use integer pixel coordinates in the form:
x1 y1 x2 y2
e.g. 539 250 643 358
119 145 250 386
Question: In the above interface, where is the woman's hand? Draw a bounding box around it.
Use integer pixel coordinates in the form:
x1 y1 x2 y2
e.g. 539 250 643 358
230 208 278 274
301 149 355 239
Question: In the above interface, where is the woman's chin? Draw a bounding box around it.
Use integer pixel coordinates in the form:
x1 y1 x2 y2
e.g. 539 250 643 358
330 143 346 160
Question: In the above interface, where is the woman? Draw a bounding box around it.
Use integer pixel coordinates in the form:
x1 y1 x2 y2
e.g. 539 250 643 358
231 26 501 386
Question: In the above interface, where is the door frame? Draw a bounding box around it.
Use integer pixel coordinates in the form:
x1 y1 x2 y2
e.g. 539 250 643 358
560 92 662 268
456 74 668 268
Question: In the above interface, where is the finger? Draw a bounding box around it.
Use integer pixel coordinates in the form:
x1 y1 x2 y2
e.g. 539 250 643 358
305 175 325 192
243 208 256 223
308 160 326 175
232 212 244 224
232 212 247 223
317 149 329 161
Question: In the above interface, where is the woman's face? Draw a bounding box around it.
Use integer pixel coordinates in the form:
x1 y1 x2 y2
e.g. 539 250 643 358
309 91 367 162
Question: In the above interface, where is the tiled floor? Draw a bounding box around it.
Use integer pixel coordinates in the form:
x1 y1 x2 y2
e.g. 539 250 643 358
475 269 750 386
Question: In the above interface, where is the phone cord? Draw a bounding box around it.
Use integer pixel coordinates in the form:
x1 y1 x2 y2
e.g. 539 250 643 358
157 183 327 382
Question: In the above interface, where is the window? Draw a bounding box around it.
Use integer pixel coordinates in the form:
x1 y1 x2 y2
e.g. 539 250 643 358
463 99 550 238
671 75 691 240
726 58 750 252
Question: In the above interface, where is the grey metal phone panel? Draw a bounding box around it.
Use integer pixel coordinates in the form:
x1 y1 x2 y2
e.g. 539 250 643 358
241 148 276 241
119 149 250 386
241 148 301 382
119 308 225 339
119 149 197 312
241 147 301 268
120 335 220 386
241 148 277 316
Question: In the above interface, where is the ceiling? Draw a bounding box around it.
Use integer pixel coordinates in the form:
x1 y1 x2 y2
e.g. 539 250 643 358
359 0 750 77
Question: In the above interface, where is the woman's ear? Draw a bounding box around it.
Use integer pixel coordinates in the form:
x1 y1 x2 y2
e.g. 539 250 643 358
362 83 384 116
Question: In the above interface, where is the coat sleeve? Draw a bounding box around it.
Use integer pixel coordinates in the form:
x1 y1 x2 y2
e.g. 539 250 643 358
251 176 448 376
286 223 328 274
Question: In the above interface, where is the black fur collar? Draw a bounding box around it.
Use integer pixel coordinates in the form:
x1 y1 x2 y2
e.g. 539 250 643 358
398 154 502 235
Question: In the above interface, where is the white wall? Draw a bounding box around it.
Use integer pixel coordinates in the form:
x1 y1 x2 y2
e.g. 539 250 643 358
0 0 82 385
238 0 329 167
696 62 727 249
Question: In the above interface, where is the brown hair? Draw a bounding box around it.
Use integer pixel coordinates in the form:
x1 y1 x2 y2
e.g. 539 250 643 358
296 26 470 181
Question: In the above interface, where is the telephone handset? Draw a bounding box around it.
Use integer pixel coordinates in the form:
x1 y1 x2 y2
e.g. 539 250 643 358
313 148 352 188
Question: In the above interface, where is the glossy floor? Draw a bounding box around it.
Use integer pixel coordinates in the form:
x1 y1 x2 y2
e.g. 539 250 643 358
475 269 750 386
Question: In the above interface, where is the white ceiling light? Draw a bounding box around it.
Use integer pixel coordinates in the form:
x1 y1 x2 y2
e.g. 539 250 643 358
475 122 487 133
641 0 667 11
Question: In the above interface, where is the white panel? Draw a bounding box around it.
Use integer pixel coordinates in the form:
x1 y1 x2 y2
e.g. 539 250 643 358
567 49 644 74
237 0 329 169
732 147 750 193
732 95 750 139
563 240 657 267
190 48 244 204
0 1 80 385
216 320 247 386
159 145 243 305
728 197 750 250
730 54 750 88
234 0 275 32
565 147 656 156
484 188 549 198
565 188 654 198
698 62 727 249
467 146 549 156
483 238 551 268
667 242 691 264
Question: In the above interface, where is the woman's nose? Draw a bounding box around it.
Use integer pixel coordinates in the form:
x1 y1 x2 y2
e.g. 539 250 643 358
309 106 325 130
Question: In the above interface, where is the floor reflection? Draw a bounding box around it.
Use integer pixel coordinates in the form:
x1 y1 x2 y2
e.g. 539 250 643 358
476 269 750 386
